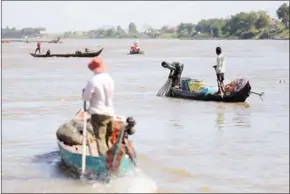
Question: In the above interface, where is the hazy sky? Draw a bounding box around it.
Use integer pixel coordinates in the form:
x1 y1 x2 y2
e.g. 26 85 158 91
2 1 289 33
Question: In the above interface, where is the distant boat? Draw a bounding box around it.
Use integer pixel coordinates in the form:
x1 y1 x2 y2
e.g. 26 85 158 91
129 50 144 55
30 48 103 58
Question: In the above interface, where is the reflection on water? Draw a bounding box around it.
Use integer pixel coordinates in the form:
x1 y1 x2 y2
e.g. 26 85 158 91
215 102 251 130
2 39 289 193
215 103 225 130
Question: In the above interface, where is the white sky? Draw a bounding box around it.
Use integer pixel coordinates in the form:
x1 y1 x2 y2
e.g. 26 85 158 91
2 1 289 33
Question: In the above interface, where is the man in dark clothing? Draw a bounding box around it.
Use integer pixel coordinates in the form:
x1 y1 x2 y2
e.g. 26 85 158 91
171 62 184 87
35 41 41 54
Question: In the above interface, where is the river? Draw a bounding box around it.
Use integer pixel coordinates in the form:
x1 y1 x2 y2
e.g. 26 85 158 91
2 39 289 193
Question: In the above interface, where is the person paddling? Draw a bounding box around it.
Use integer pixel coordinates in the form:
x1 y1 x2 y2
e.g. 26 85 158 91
82 56 115 156
130 40 140 53
213 46 226 96
35 40 41 54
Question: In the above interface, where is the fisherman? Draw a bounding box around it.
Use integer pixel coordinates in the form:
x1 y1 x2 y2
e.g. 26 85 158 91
35 40 41 54
130 40 140 53
170 62 183 87
45 49 51 56
213 46 226 95
82 56 115 156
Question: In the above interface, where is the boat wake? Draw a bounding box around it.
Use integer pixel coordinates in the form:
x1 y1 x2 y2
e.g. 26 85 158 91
33 151 157 193
84 169 157 193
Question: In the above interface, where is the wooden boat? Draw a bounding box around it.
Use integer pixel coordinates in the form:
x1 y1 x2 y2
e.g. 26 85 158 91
1 40 11 44
48 40 63 43
57 113 137 178
30 48 103 58
157 61 259 103
129 50 144 55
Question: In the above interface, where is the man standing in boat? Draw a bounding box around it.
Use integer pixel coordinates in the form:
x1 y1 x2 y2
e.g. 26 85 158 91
213 46 226 95
35 40 41 54
82 56 115 156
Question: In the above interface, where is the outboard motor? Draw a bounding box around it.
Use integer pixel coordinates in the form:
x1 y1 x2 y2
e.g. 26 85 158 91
123 117 137 163
123 117 136 141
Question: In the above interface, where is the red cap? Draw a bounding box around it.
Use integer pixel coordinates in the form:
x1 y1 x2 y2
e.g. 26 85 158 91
88 56 105 73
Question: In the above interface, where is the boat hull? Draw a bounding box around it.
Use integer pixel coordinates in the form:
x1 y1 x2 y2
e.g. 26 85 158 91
170 86 250 102
30 48 103 58
57 140 135 177
170 77 251 102
129 50 144 55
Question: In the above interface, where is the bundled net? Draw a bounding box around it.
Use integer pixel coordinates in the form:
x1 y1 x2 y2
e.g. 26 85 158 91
56 118 95 146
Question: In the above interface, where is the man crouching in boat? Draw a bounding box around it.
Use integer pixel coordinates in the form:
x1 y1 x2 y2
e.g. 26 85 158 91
130 40 140 53
82 56 115 156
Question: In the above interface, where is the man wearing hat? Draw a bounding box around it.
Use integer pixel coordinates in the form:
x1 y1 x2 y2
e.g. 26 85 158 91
82 56 115 156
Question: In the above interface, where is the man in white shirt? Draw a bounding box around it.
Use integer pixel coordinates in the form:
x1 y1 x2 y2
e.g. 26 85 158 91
213 46 226 95
82 56 115 155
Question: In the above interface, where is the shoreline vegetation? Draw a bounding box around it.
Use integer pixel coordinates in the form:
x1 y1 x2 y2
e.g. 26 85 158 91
2 3 289 40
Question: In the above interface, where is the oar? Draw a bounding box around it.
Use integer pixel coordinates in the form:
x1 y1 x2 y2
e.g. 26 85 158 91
250 91 264 101
81 100 88 175
75 109 93 156
124 139 137 167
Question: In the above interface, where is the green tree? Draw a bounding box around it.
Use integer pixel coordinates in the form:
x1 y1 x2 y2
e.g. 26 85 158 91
105 28 116 37
116 25 126 36
195 18 226 37
144 26 158 38
177 23 195 38
255 11 272 30
128 22 138 34
276 3 289 28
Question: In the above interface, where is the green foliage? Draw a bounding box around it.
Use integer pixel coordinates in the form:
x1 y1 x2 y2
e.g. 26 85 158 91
2 3 289 40
176 23 196 38
128 22 138 34
2 26 46 38
276 3 289 28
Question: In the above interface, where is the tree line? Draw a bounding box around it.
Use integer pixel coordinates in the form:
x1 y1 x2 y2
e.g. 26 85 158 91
2 3 289 39
2 27 46 38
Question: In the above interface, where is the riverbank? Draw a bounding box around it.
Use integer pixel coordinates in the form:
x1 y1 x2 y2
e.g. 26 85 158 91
50 29 290 40
2 28 288 41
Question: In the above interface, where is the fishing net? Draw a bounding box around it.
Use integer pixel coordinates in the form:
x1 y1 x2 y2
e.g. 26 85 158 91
224 78 249 94
156 78 173 97
56 118 95 146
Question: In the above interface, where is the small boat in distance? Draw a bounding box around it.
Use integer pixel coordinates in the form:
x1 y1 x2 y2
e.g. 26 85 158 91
129 50 144 55
30 48 103 58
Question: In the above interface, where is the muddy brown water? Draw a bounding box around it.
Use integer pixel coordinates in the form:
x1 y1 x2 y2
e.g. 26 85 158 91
2 39 289 193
